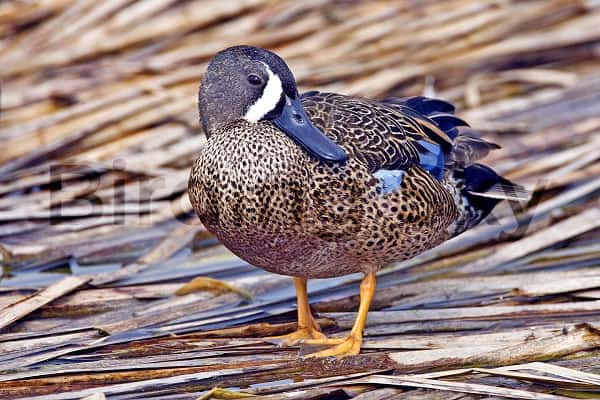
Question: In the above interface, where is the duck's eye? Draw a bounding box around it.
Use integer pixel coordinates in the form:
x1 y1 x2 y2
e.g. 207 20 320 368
247 74 262 86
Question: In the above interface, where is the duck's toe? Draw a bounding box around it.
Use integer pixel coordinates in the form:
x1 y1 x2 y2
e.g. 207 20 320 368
268 327 328 346
300 336 346 345
302 334 362 358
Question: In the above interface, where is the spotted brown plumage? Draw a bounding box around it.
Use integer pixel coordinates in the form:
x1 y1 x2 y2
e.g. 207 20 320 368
189 45 526 357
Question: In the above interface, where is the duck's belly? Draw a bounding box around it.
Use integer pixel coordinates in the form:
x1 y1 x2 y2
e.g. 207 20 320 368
206 225 370 278
204 202 451 279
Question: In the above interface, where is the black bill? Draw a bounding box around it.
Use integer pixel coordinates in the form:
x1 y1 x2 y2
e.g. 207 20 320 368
272 96 347 163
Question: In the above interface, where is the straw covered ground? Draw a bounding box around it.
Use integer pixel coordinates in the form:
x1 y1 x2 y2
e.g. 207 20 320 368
1 0 600 399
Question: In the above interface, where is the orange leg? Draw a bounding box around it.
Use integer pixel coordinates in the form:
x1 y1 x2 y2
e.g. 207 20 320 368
268 277 327 345
303 272 375 358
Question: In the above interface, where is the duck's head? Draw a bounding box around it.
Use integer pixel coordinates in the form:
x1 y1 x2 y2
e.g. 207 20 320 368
199 45 347 163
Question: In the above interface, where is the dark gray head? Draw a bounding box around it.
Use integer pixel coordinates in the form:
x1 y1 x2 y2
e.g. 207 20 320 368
199 45 347 163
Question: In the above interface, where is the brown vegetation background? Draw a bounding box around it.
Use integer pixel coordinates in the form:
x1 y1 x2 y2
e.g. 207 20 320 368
0 1 599 399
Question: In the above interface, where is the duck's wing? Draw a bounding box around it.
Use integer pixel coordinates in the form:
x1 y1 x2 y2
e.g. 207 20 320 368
385 97 513 171
301 92 471 180
302 91 526 196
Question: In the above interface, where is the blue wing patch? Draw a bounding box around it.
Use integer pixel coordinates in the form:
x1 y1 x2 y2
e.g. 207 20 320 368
374 169 405 194
375 141 444 189
416 140 444 180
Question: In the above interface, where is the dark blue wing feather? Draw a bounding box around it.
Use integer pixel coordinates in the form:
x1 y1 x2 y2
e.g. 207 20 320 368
383 96 471 180
415 140 445 180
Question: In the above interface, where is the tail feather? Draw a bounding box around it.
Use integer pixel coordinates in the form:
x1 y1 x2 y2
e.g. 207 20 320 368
448 128 501 167
468 182 530 202
463 163 527 213
448 164 529 236
428 113 469 140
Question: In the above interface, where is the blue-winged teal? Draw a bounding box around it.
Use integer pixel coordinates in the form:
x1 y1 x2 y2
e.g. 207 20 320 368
188 45 525 357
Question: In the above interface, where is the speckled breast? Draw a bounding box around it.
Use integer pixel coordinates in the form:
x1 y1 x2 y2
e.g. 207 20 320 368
188 120 329 276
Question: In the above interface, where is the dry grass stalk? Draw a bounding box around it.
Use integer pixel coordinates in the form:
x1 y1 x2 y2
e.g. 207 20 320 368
0 0 599 399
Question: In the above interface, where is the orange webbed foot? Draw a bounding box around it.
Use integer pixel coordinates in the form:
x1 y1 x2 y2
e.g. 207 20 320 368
302 334 362 358
268 326 328 346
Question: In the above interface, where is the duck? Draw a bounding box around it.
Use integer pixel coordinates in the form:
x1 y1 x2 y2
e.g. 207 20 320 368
188 45 525 358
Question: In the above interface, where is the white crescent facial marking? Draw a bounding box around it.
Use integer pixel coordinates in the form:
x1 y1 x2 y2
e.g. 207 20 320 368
244 62 283 123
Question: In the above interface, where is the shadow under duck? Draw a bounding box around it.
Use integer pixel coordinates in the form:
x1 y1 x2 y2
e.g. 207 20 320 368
189 45 526 357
